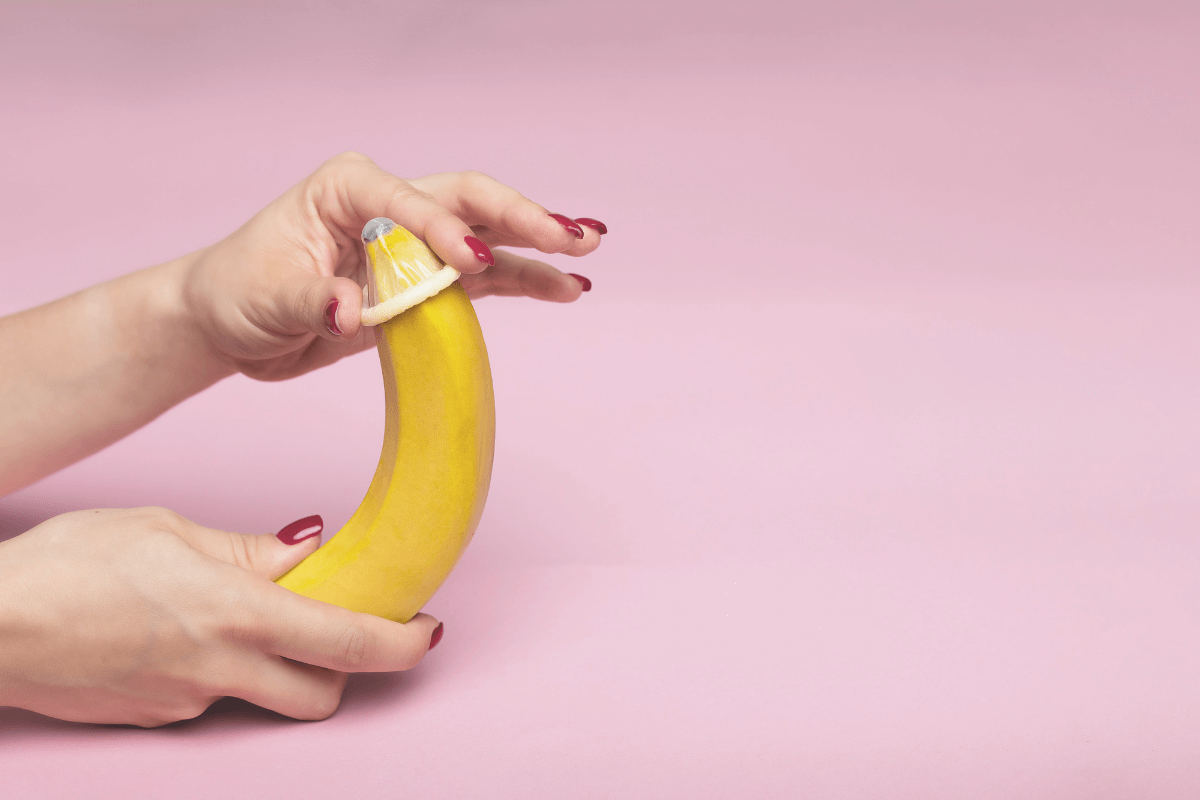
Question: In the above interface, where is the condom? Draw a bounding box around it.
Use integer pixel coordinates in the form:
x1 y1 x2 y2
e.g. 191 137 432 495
359 217 460 326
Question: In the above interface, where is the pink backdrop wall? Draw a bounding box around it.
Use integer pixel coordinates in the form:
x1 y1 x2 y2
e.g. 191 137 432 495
2 1 1199 796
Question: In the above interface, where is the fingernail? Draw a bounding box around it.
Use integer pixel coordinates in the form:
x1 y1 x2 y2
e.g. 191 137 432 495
569 273 592 292
276 515 324 545
324 299 342 336
574 217 608 235
548 213 584 239
464 235 495 267
429 622 445 651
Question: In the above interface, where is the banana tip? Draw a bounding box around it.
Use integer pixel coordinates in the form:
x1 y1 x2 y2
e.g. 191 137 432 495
362 217 396 243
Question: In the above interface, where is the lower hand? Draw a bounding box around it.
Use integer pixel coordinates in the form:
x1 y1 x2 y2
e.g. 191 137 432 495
0 507 441 726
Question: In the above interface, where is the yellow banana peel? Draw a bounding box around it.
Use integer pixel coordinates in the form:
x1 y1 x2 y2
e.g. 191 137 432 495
276 218 495 622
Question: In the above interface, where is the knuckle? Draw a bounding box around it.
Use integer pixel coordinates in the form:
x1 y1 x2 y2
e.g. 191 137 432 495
38 509 97 543
331 623 373 670
52 508 94 526
312 152 373 186
389 183 436 210
517 267 542 297
329 150 370 168
139 506 186 533
290 283 321 330
134 697 210 727
227 533 255 571
458 169 492 191
171 699 212 723
300 687 343 721
220 591 267 647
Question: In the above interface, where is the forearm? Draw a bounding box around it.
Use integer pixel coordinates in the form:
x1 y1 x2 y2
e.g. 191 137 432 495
0 254 234 495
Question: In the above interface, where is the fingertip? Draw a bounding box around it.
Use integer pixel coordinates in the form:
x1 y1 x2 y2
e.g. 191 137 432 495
407 611 443 645
425 217 489 275
272 534 321 578
261 516 324 578
276 515 324 546
428 621 444 651
550 274 584 303
538 272 585 304
408 611 440 627
574 217 608 235
463 234 495 271
324 299 343 336
323 277 365 341
512 212 579 255
560 223 602 257
548 213 584 239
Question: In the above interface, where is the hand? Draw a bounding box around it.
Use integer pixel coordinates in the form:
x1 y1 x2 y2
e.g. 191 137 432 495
0 507 442 727
183 152 606 381
0 152 605 496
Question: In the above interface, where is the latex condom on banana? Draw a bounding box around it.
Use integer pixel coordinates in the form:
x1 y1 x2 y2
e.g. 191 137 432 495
276 218 495 623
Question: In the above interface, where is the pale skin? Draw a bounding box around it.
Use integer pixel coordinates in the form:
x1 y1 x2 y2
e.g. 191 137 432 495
0 153 604 726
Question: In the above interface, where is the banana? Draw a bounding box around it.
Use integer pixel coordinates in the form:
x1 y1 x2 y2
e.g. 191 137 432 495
276 218 495 622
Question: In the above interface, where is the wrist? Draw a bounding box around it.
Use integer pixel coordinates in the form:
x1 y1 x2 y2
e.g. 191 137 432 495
138 252 237 387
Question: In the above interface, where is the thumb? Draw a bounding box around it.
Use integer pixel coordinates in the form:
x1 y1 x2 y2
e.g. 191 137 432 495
177 515 325 580
276 271 365 343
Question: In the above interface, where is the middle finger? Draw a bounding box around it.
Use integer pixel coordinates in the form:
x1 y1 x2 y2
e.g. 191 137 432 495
411 171 602 257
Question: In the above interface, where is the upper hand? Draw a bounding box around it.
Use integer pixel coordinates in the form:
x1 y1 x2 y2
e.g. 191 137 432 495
182 152 605 381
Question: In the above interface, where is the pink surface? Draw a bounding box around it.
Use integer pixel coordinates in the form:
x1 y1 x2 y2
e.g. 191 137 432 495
2 1 1200 796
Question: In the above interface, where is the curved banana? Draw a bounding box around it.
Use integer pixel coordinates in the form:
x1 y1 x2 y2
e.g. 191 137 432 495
276 218 495 622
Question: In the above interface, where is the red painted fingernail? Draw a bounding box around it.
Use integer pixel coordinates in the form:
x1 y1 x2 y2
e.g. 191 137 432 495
574 218 607 235
464 235 495 267
429 622 445 650
324 299 342 336
276 515 323 545
548 213 584 239
569 273 592 292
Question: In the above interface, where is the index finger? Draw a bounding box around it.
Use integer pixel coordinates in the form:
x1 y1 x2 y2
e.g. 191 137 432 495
251 582 443 672
306 152 491 276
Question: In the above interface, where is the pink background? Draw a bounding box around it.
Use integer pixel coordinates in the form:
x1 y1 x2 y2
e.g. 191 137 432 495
2 0 1200 796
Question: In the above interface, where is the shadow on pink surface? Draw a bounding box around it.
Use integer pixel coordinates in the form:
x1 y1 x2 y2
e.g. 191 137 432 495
0 670 425 738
